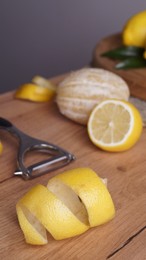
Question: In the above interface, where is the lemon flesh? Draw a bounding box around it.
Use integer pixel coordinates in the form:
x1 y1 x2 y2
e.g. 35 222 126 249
122 10 146 47
47 168 115 227
15 82 56 102
88 99 143 152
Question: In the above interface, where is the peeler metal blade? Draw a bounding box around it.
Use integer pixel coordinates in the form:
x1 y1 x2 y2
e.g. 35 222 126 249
0 117 75 180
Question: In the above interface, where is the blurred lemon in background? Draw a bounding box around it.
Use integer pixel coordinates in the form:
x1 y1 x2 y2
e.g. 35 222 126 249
122 10 146 48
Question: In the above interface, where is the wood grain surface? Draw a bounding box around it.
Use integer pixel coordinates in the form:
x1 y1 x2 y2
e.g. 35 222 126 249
0 75 146 260
92 33 146 101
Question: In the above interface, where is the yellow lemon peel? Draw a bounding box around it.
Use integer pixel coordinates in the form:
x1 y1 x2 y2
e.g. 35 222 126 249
15 76 56 102
16 168 115 245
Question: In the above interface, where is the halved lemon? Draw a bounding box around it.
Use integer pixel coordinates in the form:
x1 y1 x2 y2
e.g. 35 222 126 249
88 99 143 152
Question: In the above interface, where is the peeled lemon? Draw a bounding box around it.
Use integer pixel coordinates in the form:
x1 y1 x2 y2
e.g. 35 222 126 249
56 68 130 125
122 10 146 48
16 168 115 245
88 99 143 152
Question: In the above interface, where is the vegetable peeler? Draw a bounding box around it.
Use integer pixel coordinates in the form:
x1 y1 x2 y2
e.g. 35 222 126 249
0 117 75 180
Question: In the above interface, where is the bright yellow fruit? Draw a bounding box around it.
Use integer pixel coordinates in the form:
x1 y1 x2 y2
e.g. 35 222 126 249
122 10 146 47
47 168 115 227
88 99 143 152
15 81 56 102
16 184 89 243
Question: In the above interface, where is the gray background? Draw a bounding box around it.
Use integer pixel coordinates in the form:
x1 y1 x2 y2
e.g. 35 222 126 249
0 1 145 93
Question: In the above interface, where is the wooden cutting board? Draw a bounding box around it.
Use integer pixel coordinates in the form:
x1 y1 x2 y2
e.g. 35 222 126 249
92 33 146 100
0 74 146 260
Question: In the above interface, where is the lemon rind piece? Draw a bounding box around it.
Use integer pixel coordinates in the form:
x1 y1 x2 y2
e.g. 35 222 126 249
16 203 48 245
47 168 115 227
17 184 89 241
15 83 56 102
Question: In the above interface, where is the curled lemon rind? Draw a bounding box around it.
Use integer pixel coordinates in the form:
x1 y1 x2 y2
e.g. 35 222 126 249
16 168 115 245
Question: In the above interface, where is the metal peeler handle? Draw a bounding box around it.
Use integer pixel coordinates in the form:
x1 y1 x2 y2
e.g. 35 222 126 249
0 117 75 180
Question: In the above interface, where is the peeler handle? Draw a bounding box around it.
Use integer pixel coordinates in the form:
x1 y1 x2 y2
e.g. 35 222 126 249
0 117 47 147
0 117 13 128
0 117 26 140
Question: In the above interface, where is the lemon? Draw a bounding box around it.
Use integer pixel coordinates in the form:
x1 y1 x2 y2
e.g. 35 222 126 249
16 168 115 245
47 168 115 227
88 99 143 152
122 10 146 48
15 78 56 102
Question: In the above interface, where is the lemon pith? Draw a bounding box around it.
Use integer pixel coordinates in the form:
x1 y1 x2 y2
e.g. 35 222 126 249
31 75 56 90
16 168 115 245
88 99 143 152
16 204 47 245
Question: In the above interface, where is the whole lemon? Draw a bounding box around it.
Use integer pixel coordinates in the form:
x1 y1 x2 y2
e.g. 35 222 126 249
122 10 146 48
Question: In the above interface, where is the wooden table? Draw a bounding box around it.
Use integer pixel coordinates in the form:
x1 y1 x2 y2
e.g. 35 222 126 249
0 75 146 260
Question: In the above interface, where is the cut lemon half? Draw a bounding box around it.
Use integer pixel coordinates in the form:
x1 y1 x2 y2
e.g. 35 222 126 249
47 168 115 227
88 99 143 152
15 80 56 102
